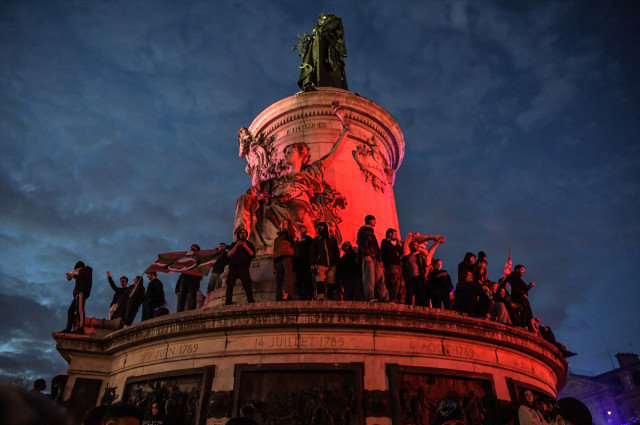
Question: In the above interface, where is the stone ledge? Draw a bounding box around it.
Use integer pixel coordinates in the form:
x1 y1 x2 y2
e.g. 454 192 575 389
54 301 566 383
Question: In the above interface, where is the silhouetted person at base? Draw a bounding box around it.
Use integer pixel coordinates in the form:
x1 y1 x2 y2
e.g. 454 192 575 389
30 378 46 395
102 403 143 425
0 384 70 425
549 397 592 425
227 404 258 425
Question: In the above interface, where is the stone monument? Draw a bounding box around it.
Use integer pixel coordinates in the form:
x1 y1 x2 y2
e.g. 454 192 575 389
52 15 568 425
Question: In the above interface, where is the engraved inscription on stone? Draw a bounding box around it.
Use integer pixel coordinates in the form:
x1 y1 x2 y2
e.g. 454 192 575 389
141 343 199 363
443 343 475 359
253 335 346 349
286 121 326 135
408 340 442 354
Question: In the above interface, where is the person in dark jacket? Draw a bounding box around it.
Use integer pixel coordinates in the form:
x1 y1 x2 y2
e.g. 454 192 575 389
123 275 145 326
175 244 203 312
62 261 93 334
505 264 536 331
426 259 453 309
107 272 128 319
207 243 229 293
142 272 166 321
336 241 361 301
225 229 256 305
309 222 340 300
380 228 405 303
293 225 314 300
357 215 388 302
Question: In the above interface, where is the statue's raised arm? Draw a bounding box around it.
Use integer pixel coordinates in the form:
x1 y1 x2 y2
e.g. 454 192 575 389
318 103 349 170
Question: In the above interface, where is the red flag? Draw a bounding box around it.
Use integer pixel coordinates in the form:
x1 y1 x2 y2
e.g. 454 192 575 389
144 248 222 276
503 249 512 279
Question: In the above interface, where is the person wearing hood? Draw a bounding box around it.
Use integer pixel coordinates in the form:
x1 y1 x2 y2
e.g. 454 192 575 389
62 260 93 334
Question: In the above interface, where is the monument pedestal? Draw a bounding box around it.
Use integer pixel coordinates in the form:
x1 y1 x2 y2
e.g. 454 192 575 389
54 302 567 425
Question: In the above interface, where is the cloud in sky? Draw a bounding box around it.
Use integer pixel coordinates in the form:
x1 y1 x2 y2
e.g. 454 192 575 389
1 0 639 383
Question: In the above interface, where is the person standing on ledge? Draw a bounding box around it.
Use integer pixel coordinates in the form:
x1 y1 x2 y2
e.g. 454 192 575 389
107 272 128 319
207 242 229 293
357 215 389 302
175 244 203 312
142 272 165 320
62 260 92 334
506 264 536 331
380 228 405 303
273 215 296 301
225 228 256 305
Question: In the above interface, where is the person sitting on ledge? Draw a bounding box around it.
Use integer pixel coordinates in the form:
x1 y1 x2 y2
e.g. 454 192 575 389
476 281 512 324
225 228 256 305
533 318 577 357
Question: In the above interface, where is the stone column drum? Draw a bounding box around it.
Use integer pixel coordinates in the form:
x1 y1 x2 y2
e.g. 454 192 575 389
247 87 405 246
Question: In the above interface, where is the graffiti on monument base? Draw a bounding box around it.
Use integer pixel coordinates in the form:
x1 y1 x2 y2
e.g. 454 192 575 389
122 367 213 425
387 365 502 425
233 363 364 425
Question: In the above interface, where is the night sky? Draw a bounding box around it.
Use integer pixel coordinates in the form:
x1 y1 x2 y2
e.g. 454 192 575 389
1 0 639 385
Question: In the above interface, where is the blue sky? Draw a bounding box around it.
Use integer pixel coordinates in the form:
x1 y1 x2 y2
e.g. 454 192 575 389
1 0 638 384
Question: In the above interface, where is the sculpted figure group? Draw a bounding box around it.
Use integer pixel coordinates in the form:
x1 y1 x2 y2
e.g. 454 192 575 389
234 104 349 251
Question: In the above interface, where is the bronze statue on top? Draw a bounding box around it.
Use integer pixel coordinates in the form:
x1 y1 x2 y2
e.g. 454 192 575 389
295 13 348 91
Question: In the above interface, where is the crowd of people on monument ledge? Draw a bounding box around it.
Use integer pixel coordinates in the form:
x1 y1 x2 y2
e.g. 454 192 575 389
59 214 575 359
